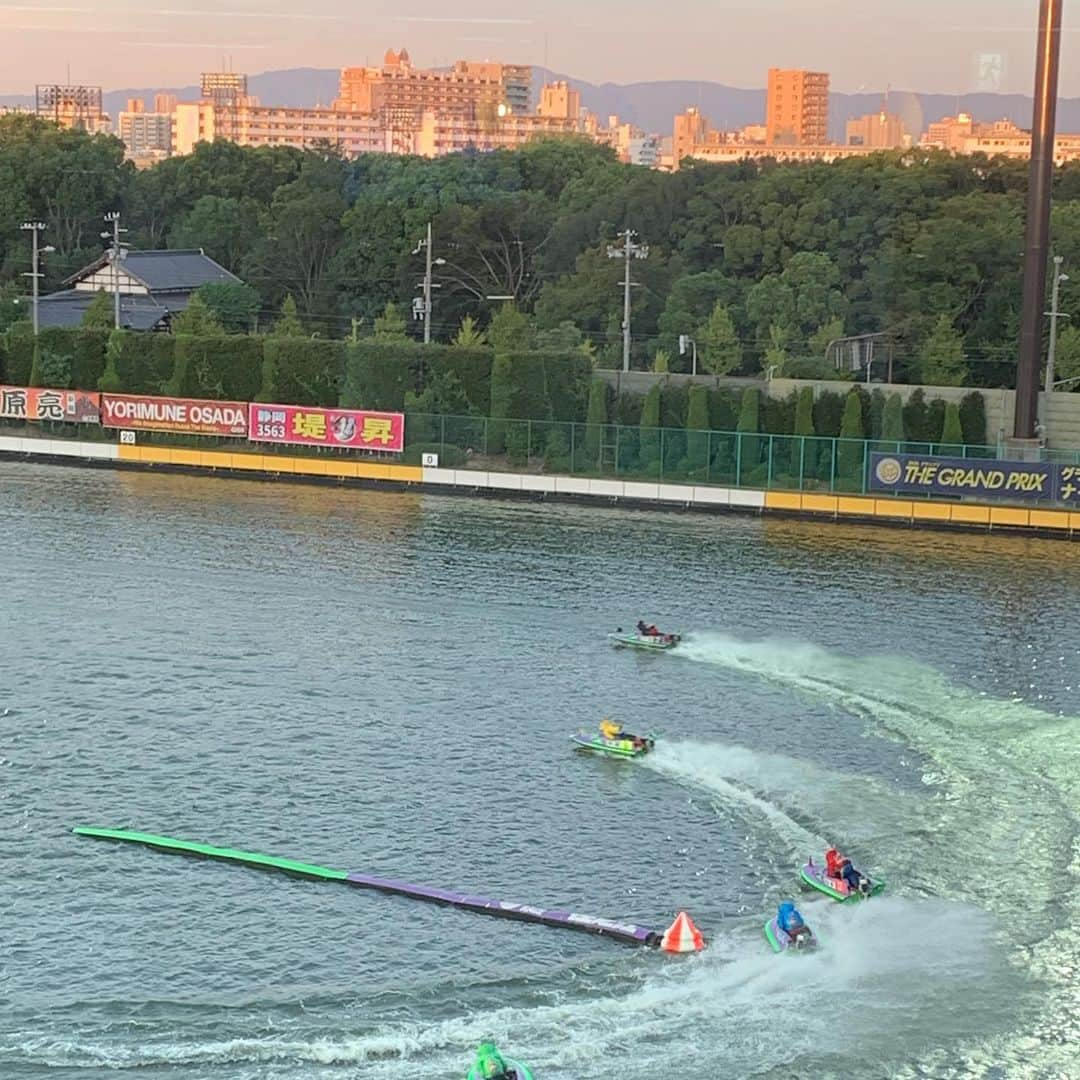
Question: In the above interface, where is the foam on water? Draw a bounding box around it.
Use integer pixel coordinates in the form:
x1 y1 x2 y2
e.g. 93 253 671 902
0 898 1004 1079
669 632 1080 1075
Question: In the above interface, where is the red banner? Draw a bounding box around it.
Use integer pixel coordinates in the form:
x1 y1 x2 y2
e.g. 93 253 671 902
101 394 248 437
248 404 405 453
0 385 100 423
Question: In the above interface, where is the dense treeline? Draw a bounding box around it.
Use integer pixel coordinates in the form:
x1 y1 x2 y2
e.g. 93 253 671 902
4 113 1080 388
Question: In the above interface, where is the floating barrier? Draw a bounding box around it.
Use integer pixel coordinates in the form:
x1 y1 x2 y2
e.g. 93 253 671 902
74 827 704 950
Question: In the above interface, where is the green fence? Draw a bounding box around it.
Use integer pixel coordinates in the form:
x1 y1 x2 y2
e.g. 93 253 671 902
5 411 1080 502
406 413 1080 497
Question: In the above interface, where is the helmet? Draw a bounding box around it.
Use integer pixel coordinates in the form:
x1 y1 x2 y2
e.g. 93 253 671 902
826 847 838 860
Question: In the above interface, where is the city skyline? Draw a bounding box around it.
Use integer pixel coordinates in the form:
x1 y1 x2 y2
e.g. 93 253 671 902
2 0 1080 97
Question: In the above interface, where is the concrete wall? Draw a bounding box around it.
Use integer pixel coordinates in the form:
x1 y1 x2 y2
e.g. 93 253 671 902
2 433 1078 539
768 379 1080 452
592 372 1080 450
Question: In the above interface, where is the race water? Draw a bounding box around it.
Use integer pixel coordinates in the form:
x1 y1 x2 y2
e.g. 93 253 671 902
1 462 1078 1080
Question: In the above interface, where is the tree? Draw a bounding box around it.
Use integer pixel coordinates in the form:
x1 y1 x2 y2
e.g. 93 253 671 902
1052 324 1080 386
584 378 608 468
171 293 223 335
686 384 710 475
918 315 968 386
639 382 662 475
169 195 260 271
487 304 534 353
959 391 988 445
882 393 905 442
452 314 486 348
196 282 260 334
940 401 964 450
81 290 113 330
736 387 760 479
794 385 817 479
903 388 930 443
837 391 865 485
698 302 741 374
653 348 670 373
271 295 305 337
373 301 408 342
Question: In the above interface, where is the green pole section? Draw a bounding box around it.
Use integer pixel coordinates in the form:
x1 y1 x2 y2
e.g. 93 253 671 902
767 435 774 489
73 827 348 881
799 435 806 492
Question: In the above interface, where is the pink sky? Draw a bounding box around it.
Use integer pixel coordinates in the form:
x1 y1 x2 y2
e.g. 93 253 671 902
1 0 1078 96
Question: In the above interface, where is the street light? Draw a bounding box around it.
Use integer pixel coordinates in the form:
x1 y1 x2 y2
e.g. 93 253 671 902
606 229 648 372
678 334 698 376
20 222 54 338
412 222 446 344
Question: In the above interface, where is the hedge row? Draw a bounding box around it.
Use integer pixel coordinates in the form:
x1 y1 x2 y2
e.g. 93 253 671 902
0 326 988 447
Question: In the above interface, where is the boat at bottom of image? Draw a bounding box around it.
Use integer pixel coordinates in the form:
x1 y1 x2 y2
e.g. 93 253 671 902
764 902 819 954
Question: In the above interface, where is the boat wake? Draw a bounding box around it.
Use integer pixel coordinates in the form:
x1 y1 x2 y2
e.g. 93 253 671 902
1 898 1004 1079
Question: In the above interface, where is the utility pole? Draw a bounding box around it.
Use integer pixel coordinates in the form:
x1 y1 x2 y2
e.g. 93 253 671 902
102 211 127 331
606 228 649 372
20 222 54 338
412 222 445 344
1014 0 1064 447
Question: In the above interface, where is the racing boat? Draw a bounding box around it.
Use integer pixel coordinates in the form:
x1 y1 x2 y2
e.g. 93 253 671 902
466 1042 534 1080
800 856 884 902
608 625 682 650
572 720 656 758
764 904 818 954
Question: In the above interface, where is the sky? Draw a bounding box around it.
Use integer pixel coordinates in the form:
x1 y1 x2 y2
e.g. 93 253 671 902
2 0 1079 97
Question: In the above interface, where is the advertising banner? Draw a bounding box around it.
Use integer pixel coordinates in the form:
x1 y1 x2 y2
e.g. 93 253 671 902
101 394 248 437
248 403 405 453
0 385 100 423
869 452 1080 505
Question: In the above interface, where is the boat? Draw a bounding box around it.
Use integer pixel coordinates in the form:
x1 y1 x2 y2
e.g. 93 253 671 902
764 904 818 954
571 729 655 758
466 1043 534 1080
608 626 682 650
800 858 885 902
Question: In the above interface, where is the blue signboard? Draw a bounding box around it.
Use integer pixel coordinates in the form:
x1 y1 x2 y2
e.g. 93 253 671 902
869 453 1080 505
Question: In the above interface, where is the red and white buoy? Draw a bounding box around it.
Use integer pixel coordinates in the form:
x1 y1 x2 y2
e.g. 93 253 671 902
660 910 705 953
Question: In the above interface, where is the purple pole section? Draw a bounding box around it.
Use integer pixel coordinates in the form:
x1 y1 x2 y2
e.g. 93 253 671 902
344 872 662 946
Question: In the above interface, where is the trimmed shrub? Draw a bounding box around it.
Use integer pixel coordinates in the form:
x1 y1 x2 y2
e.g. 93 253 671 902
926 397 946 444
812 390 844 438
869 388 886 440
882 392 904 442
487 354 513 454
708 386 740 432
639 383 662 476
340 342 419 411
686 384 710 476
794 385 817 480
959 391 988 446
902 388 930 443
940 401 964 454
837 391 865 487
265 338 345 407
102 330 175 394
736 386 761 480
584 378 609 469
71 330 109 390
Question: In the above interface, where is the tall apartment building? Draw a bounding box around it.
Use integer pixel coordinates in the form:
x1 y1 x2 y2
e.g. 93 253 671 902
35 84 110 133
200 72 248 107
537 81 581 121
335 49 531 127
846 111 909 149
766 68 829 145
673 106 711 167
154 93 178 114
119 106 174 157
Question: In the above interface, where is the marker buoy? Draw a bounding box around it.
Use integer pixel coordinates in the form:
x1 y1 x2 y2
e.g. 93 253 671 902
660 910 705 953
